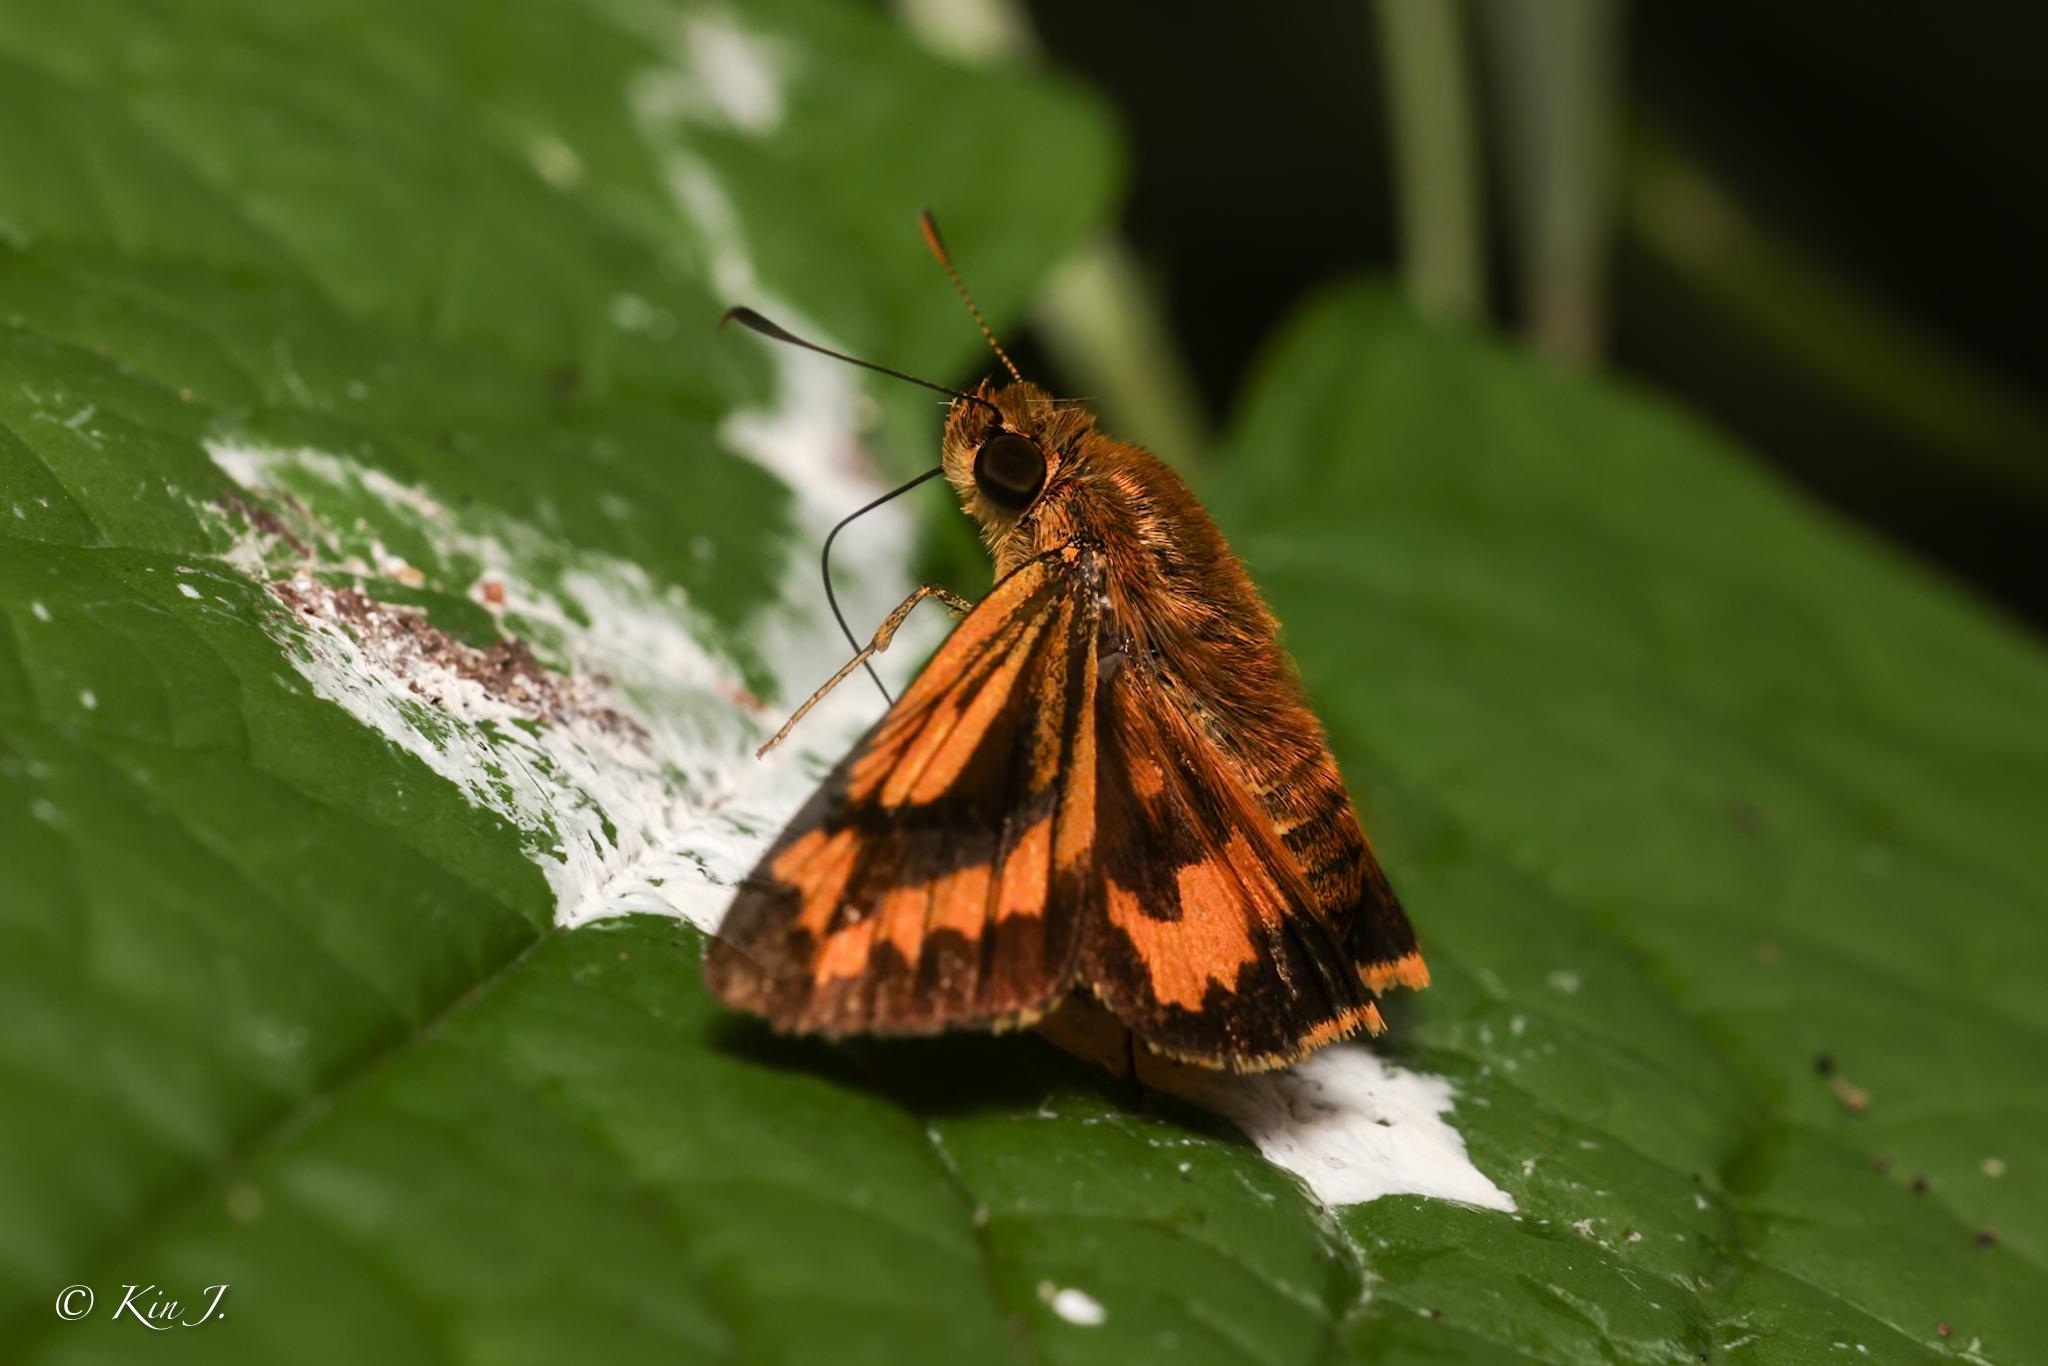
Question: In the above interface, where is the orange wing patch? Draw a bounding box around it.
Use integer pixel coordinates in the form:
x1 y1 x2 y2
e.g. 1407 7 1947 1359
1104 847 1260 1011
1361 951 1431 993
704 545 1101 1037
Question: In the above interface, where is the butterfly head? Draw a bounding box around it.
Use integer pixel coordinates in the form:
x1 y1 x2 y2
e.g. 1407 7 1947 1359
940 380 1095 545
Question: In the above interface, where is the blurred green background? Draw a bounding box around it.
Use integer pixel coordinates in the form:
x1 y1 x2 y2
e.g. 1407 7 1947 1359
1 1 2043 1363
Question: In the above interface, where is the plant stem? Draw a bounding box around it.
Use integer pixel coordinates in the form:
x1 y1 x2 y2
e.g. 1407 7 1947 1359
1373 0 1488 322
1473 0 1623 360
1039 239 1212 464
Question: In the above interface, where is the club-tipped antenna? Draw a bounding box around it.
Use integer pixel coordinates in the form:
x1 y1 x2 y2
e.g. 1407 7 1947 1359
720 306 1002 420
919 210 1023 383
819 466 948 705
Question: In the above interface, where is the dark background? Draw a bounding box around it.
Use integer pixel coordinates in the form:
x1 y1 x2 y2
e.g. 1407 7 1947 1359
1011 2 2048 628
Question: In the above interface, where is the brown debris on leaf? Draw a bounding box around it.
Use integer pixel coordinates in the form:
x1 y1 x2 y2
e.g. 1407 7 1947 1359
214 492 312 557
1828 1074 1871 1114
272 573 644 741
713 677 769 718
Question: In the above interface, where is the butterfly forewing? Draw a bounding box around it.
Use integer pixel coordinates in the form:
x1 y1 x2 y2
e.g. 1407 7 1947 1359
705 544 1100 1036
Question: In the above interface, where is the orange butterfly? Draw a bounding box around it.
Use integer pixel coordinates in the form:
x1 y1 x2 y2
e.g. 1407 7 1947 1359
704 215 1425 1073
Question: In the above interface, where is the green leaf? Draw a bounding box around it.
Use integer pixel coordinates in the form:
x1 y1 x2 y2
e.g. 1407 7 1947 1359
5 3 2043 1364
1211 286 2048 1360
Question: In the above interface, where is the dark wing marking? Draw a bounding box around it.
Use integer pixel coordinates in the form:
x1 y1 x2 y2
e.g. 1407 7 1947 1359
1261 757 1425 995
1260 752 1426 994
1082 667 1387 1072
705 543 1100 1037
1342 846 1427 993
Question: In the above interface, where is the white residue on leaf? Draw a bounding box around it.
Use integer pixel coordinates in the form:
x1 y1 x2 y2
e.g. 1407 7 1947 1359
1169 1047 1515 1213
593 336 940 930
646 134 889 521
608 293 678 339
684 13 787 132
1038 1283 1107 1327
204 392 905 936
203 445 703 916
201 81 927 939
204 441 269 489
662 153 756 301
626 8 803 336
626 9 789 137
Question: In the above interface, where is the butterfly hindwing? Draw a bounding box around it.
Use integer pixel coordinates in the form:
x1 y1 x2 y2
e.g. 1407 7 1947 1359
1258 744 1428 995
705 544 1100 1036
1080 666 1389 1071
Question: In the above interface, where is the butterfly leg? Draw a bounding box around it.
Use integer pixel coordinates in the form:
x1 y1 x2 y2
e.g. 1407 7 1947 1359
755 582 975 758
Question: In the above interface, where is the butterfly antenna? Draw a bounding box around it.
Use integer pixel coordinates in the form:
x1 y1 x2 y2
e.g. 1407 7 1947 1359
720 307 1002 420
717 307 973 704
820 466 948 704
919 210 1024 383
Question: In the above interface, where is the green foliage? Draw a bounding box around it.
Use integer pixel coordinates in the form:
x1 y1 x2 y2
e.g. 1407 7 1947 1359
1216 289 2048 1360
2 3 2043 1365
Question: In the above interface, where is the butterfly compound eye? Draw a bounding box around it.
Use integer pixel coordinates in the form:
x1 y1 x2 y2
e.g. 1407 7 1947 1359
973 431 1046 511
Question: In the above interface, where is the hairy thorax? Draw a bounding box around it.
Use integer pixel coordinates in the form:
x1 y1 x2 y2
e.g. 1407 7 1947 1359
940 381 1334 795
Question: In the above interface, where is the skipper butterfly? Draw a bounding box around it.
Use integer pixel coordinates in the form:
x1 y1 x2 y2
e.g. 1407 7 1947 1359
704 215 1426 1073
